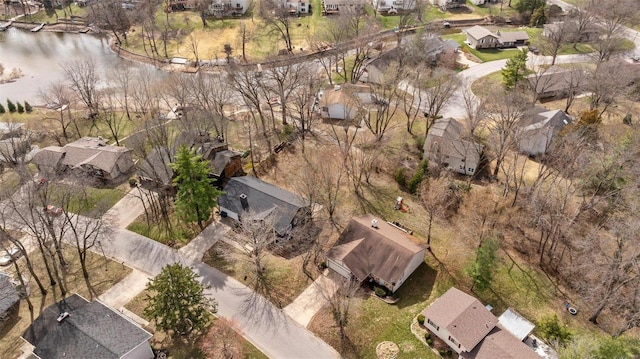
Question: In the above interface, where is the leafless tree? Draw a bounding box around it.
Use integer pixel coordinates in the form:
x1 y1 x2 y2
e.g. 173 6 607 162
363 65 402 141
62 58 101 118
40 82 81 143
395 0 424 45
99 90 129 146
130 68 163 120
460 83 486 137
108 67 134 121
400 65 426 135
589 0 640 63
420 68 460 137
290 70 322 152
189 72 232 139
586 60 630 117
86 0 131 45
539 21 570 65
565 6 595 50
260 0 294 52
237 22 251 63
0 223 47 296
324 276 359 341
418 175 459 248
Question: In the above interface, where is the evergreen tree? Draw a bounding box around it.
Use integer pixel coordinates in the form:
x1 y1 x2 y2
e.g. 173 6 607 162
24 101 32 113
0 104 5 114
501 49 529 89
16 102 24 114
530 5 547 27
144 263 216 336
467 238 499 292
170 146 222 229
6 99 16 113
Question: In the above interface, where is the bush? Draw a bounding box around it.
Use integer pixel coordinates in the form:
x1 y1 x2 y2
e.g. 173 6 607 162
24 101 32 113
426 338 433 345
0 104 4 114
623 113 632 125
439 349 446 356
408 160 428 194
395 167 407 188
16 102 24 113
128 178 138 187
425 333 431 341
417 314 425 325
415 135 426 153
374 286 386 298
538 314 573 346
6 99 16 113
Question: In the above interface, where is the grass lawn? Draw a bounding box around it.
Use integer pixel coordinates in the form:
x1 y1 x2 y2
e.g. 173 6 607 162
202 238 314 307
47 181 129 218
442 32 524 62
125 289 268 359
0 246 131 359
127 214 201 249
470 70 502 97
26 5 87 23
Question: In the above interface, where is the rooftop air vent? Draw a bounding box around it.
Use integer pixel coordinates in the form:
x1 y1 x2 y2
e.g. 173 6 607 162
57 312 70 323
371 219 378 228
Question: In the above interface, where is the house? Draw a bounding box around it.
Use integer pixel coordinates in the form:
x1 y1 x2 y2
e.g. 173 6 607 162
0 273 20 324
543 21 600 43
371 0 416 14
218 176 311 236
283 0 310 14
138 133 243 189
527 66 585 100
465 25 529 49
470 0 501 4
322 0 366 15
517 108 572 157
326 214 426 293
32 137 134 180
22 294 153 359
208 0 252 16
429 0 466 10
317 84 373 121
423 118 484 176
421 287 540 359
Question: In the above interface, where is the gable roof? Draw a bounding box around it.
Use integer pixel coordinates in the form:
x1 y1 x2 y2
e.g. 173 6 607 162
520 108 572 133
421 287 497 351
138 146 174 185
218 176 309 235
62 137 132 173
326 214 425 288
497 308 535 342
425 118 484 162
32 146 66 168
0 273 20 315
527 66 584 95
466 25 498 41
319 84 372 108
22 294 152 359
497 30 529 44
460 325 540 359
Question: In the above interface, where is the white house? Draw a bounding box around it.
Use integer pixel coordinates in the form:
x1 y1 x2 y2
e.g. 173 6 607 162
317 84 373 121
22 294 154 359
326 214 426 293
429 0 465 10
424 118 484 176
371 0 416 14
283 0 310 14
517 108 572 157
421 287 540 359
208 0 252 15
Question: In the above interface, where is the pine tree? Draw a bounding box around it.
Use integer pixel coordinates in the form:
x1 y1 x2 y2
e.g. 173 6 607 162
170 146 222 229
144 263 217 336
6 99 16 113
24 101 32 113
0 104 5 114
467 238 499 292
501 49 529 89
16 102 24 113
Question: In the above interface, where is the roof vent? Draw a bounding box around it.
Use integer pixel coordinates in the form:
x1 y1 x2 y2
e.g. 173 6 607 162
334 85 341 91
57 312 70 323
371 219 378 228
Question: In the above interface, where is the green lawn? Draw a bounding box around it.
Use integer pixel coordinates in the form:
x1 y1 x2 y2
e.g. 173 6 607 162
47 182 129 218
443 32 526 62
127 214 201 248
27 4 87 23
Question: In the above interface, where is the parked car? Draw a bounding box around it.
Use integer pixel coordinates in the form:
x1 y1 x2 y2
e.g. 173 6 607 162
45 205 63 216
0 248 21 266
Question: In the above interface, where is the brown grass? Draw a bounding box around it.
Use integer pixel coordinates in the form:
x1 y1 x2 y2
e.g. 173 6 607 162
0 246 132 359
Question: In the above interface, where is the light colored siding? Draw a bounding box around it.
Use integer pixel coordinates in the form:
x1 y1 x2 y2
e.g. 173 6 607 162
327 258 353 279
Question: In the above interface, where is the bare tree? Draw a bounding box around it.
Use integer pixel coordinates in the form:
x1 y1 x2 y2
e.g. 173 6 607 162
324 276 359 341
589 0 640 63
460 83 486 137
419 175 460 248
586 60 630 117
99 90 129 146
260 0 294 52
40 82 80 143
189 72 231 139
539 21 570 65
237 22 251 63
420 68 460 137
363 65 402 141
62 58 101 118
290 69 321 152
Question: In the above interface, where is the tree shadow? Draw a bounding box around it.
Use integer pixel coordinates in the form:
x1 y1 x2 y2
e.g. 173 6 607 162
395 263 438 310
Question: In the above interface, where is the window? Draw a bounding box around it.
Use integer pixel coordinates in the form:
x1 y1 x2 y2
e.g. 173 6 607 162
480 39 485 44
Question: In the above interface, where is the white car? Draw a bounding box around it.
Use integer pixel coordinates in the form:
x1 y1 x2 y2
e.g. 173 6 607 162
0 248 20 266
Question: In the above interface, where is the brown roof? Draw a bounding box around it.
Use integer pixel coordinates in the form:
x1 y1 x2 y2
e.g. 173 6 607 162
326 214 425 287
421 287 497 351
497 31 529 43
460 325 540 359
465 26 497 41
527 66 584 95
62 137 132 173
319 84 372 108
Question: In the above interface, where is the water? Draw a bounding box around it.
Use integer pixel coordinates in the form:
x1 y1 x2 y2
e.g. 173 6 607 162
0 28 155 104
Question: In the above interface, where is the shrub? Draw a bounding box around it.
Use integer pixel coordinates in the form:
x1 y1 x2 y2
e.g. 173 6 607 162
439 349 446 356
425 333 431 341
0 104 5 114
374 286 386 298
7 99 16 113
538 314 573 346
16 102 24 113
395 167 407 188
128 178 138 187
24 101 32 113
415 135 426 152
426 338 433 345
417 314 425 325
408 160 428 194
623 113 632 125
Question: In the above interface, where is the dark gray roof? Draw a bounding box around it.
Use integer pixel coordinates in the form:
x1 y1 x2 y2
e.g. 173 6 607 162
32 146 65 168
210 150 241 177
22 294 152 359
0 273 20 315
520 107 572 131
138 146 174 185
219 176 309 235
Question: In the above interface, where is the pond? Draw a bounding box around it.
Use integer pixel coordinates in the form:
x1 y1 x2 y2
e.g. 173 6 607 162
0 28 157 105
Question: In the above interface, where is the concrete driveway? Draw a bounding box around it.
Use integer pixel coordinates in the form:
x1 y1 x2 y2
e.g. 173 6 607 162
100 226 341 359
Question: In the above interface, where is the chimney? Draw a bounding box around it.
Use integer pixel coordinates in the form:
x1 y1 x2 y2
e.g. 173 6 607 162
239 193 249 210
371 219 378 228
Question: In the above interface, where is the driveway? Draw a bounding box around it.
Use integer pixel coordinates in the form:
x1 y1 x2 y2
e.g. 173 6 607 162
99 226 341 359
103 186 151 228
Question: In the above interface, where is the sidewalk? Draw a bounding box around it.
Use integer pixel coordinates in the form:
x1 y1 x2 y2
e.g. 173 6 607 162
104 187 151 228
178 221 230 261
98 268 150 311
283 270 340 327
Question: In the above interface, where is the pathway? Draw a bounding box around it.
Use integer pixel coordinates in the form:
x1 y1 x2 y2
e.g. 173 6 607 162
178 221 229 261
284 270 340 327
103 186 150 228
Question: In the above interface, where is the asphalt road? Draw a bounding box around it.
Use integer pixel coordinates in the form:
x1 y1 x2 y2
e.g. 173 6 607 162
100 226 341 359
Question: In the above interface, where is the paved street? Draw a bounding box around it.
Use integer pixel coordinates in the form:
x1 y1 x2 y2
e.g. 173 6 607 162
99 226 341 359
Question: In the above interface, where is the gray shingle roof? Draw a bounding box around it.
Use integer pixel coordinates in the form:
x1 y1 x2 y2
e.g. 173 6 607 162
62 137 132 174
0 273 20 315
219 176 309 235
22 294 152 359
465 25 498 41
31 146 65 168
138 146 174 185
